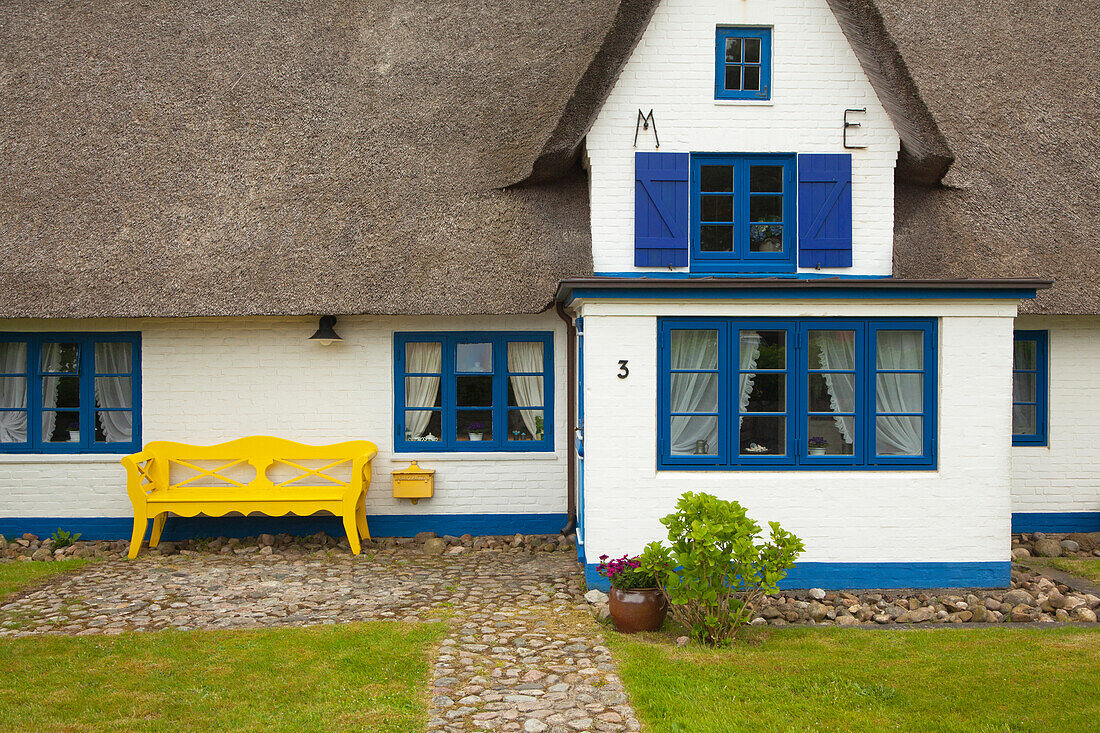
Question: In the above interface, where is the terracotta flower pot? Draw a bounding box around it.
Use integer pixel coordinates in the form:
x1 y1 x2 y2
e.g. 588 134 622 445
609 588 668 633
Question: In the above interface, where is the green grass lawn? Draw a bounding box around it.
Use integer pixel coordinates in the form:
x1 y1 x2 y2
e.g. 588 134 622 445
0 621 445 732
1043 557 1100 584
610 626 1100 733
0 559 92 602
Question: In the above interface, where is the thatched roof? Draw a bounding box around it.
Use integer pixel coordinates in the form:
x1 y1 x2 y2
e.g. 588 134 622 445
0 0 658 318
1 0 1094 317
870 0 1100 314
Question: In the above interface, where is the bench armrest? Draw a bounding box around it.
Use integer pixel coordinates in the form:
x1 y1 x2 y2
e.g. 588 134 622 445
121 450 160 505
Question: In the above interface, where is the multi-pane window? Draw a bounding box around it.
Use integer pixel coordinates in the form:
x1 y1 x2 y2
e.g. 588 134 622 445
691 154 796 272
658 319 936 469
0 333 141 453
394 332 553 452
1012 330 1048 446
715 27 772 100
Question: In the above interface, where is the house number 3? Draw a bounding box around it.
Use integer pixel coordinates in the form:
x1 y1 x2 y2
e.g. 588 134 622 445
617 360 629 379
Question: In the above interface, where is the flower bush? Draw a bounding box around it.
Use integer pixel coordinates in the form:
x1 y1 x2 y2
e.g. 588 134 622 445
640 492 804 645
807 436 828 449
597 554 658 591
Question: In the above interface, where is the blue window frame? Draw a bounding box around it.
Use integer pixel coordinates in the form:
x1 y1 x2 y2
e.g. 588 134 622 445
658 318 936 470
1012 330 1048 446
715 27 772 100
691 153 796 273
394 332 554 453
0 332 142 454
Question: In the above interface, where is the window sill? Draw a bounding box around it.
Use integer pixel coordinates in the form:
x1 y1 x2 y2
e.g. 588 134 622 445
0 454 124 464
656 466 939 476
392 451 562 461
714 100 774 107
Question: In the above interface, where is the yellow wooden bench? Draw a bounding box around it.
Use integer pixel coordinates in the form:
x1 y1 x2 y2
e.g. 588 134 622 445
122 436 378 559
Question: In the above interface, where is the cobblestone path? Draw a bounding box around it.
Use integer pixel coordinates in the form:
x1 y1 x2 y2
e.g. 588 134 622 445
0 549 639 732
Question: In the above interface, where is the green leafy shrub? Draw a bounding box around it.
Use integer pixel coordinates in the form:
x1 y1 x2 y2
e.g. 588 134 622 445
50 529 82 549
640 492 804 645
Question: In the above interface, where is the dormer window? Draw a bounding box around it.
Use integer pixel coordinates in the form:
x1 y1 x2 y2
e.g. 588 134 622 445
715 27 772 101
690 153 796 272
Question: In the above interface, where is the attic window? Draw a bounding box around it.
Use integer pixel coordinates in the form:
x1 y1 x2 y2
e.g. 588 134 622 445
715 27 771 101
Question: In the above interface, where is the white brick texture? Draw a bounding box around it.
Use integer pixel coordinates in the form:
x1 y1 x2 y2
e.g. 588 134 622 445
586 0 900 275
0 315 569 519
578 299 1017 565
1011 316 1100 515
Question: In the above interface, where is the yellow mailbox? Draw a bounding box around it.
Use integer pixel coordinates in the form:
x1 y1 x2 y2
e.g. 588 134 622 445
392 461 434 504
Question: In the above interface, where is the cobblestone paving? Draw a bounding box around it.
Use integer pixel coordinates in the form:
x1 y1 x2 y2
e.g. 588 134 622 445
0 548 639 732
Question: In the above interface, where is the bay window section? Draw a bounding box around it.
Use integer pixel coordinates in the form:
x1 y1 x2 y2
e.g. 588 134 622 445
658 319 935 469
395 332 553 452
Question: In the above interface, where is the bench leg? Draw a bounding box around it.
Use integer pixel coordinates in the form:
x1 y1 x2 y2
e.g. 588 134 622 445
149 512 168 549
342 509 361 556
355 492 370 541
128 509 147 560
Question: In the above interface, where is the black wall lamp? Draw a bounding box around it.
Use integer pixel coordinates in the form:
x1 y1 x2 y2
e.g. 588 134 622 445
309 315 342 346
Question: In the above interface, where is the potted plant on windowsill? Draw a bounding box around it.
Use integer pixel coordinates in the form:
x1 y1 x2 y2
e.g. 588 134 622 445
467 422 486 441
807 436 827 455
597 554 667 633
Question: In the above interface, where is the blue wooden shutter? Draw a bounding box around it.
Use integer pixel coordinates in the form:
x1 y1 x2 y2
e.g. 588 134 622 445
635 152 689 267
797 153 853 268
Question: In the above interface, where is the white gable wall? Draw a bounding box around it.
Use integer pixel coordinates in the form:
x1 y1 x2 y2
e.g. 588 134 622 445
586 0 900 275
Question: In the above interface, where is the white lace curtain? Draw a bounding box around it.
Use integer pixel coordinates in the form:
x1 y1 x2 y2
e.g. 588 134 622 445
40 343 62 441
405 343 442 439
815 332 855 444
0 343 28 443
875 331 924 455
507 343 544 438
669 330 760 454
94 342 133 442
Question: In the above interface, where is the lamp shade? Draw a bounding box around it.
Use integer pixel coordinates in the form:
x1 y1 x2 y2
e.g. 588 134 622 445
309 315 342 345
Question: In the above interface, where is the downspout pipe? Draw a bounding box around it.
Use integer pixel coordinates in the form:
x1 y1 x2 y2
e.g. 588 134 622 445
554 301 578 536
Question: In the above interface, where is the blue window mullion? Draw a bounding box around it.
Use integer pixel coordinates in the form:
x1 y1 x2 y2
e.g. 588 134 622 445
492 339 508 451
79 336 93 451
441 338 456 448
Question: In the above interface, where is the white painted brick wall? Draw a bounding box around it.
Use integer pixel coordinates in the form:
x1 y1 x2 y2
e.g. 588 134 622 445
0 314 568 519
586 0 900 275
578 299 1017 564
1011 316 1100 514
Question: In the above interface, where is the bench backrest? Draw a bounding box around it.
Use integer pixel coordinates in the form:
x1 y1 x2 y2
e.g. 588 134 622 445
133 436 378 494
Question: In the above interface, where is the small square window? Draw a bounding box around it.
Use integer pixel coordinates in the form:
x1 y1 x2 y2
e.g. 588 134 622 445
716 28 771 101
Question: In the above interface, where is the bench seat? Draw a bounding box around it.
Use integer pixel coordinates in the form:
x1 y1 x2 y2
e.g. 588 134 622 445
122 436 378 559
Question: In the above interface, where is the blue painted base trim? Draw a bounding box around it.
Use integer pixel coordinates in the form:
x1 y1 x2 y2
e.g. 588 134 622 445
0 513 568 542
593 271 889 280
1012 512 1100 533
582 560 1011 592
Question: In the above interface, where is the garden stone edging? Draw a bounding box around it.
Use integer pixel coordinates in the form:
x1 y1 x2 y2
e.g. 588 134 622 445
584 568 1100 628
